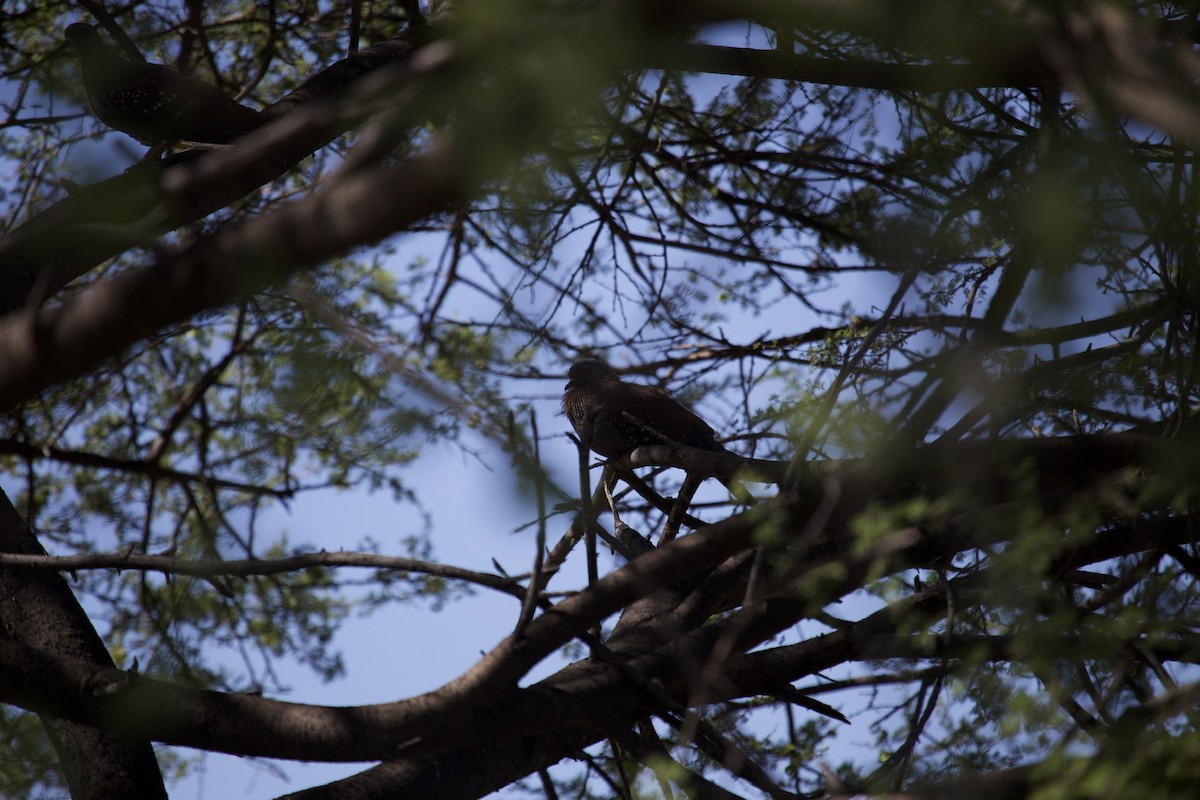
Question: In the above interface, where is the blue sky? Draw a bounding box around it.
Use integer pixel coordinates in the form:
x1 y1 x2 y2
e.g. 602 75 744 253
6 19 1142 795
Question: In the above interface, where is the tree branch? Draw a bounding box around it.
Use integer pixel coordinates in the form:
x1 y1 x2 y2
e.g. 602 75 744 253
0 437 294 498
0 490 166 799
0 549 526 599
0 27 432 314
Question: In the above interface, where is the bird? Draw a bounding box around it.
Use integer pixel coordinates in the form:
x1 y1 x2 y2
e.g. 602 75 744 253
562 358 727 459
64 23 264 146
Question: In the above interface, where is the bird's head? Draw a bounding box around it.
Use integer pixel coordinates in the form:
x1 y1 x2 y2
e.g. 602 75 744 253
64 23 108 57
565 358 617 391
65 23 100 44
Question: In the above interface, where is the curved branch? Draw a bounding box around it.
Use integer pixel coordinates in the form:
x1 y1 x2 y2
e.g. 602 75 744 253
1 433 1194 776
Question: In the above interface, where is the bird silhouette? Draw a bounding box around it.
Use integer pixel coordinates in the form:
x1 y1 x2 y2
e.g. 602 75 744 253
65 23 264 146
562 358 726 458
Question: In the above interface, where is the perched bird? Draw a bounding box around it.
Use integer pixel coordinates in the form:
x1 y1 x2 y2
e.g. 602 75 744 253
562 358 726 458
64 23 264 146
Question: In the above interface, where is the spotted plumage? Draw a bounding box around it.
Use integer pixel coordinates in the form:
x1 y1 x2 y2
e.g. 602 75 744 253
65 23 264 145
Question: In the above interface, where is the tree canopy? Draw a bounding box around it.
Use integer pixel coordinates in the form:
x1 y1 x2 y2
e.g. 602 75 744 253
2 1 1199 798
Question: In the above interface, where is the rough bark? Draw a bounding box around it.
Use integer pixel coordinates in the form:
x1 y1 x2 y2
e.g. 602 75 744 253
0 491 167 800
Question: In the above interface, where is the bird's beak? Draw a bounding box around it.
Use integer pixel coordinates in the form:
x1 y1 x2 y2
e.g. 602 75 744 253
564 380 575 391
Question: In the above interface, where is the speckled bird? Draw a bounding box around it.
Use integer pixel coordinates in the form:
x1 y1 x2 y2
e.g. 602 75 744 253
65 23 264 145
561 358 727 458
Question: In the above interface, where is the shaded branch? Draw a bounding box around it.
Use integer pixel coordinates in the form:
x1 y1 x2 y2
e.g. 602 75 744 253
0 491 166 799
0 549 526 599
0 135 462 412
648 42 1042 92
0 433 1193 785
0 437 294 498
0 27 433 314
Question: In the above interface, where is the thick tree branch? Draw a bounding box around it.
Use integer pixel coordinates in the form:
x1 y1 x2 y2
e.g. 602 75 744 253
0 490 166 799
0 136 462 411
0 28 432 314
2 434 1184 765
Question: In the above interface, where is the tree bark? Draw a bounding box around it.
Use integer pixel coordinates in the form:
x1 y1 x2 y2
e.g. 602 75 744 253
0 490 166 799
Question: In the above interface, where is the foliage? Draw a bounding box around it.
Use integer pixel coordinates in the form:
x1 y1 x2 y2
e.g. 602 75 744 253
1 0 1199 798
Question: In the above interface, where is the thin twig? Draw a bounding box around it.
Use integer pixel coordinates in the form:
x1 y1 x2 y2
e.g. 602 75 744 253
0 550 525 598
515 411 548 637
